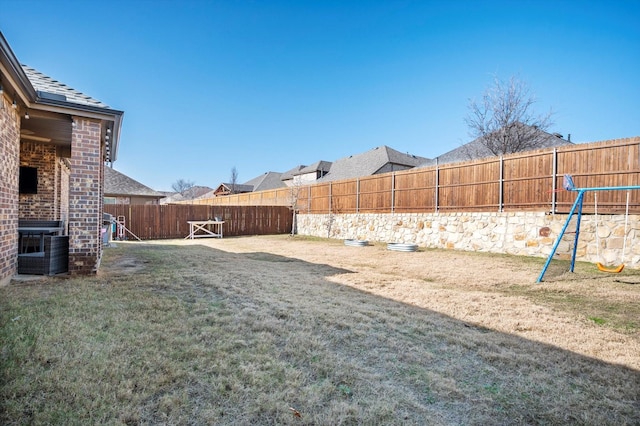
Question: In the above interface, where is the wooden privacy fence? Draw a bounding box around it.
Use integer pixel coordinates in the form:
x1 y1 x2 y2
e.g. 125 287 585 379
103 205 292 240
181 137 640 214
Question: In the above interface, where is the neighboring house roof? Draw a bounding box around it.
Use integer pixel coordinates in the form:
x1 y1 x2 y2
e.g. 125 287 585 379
421 126 573 167
208 172 286 197
104 167 164 198
195 189 216 199
318 146 429 182
244 171 286 191
281 161 333 181
216 183 254 194
298 160 332 176
281 165 307 181
160 186 213 204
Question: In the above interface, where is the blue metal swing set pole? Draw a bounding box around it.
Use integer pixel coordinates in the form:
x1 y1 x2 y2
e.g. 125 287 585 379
536 181 640 283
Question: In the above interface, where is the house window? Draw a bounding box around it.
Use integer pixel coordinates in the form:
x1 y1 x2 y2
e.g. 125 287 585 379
104 197 116 205
19 166 38 194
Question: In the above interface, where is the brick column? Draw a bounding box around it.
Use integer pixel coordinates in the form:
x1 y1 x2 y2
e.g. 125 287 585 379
0 94 20 285
68 117 103 274
59 160 70 234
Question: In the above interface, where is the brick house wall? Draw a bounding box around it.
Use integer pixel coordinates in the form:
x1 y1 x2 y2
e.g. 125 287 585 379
19 141 57 220
0 94 20 285
68 117 104 274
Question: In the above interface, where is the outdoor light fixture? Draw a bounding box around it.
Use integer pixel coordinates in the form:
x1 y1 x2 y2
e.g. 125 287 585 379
0 82 3 95
12 98 17 109
106 127 111 133
24 110 29 119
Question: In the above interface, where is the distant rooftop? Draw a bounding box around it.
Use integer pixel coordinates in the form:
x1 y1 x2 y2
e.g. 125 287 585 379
244 171 286 191
318 146 429 182
104 167 163 198
419 126 573 167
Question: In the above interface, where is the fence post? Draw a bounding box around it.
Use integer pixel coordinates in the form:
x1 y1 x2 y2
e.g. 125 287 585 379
356 178 360 213
435 158 439 213
499 156 504 212
391 172 395 214
551 148 557 214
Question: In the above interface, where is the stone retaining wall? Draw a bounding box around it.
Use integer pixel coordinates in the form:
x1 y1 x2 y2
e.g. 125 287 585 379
297 212 640 268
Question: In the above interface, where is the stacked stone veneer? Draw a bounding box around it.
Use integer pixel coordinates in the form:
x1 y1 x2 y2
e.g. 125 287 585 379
0 94 20 285
68 117 104 274
297 212 640 268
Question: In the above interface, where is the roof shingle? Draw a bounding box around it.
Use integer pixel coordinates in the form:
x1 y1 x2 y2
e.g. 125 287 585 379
104 167 163 198
420 126 573 167
22 65 110 108
318 146 429 182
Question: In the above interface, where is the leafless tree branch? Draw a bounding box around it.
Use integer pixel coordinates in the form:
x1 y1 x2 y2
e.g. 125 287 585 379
465 75 554 156
171 178 195 195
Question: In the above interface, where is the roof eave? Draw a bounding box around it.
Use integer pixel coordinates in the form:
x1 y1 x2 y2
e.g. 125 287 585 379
0 32 38 103
1 32 124 163
34 97 124 162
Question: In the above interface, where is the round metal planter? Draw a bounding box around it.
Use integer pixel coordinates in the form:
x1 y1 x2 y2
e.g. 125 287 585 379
344 239 369 247
387 242 418 252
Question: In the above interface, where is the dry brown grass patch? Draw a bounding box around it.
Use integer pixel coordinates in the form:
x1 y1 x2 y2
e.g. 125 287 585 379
1 236 638 424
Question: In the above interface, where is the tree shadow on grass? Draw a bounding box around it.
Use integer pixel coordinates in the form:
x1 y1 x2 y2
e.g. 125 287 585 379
3 241 639 425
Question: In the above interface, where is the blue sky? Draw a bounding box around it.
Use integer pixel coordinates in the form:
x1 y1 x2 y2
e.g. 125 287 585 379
2 0 639 191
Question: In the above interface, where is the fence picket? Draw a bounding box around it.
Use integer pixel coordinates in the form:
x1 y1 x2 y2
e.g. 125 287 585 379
103 205 292 240
170 138 640 215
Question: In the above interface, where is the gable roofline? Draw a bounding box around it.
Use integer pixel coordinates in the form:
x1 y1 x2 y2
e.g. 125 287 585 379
420 124 574 167
104 167 164 198
219 183 254 193
281 165 307 180
0 32 37 104
297 160 332 175
243 171 285 191
318 145 429 182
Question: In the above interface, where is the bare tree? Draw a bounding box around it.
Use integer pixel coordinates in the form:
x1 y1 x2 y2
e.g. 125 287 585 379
230 166 238 195
465 75 553 156
171 178 194 195
288 176 304 236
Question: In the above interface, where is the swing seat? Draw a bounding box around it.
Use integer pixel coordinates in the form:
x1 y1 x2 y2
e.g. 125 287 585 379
596 262 625 273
